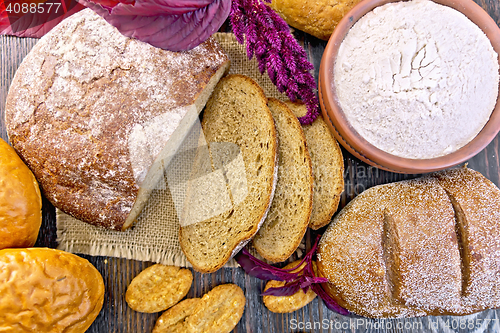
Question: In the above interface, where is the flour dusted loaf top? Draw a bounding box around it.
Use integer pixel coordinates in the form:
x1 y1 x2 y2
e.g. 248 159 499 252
5 9 230 230
317 167 500 318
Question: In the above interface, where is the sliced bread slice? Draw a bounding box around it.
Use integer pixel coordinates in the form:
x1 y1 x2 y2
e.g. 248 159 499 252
286 101 344 229
179 74 278 273
252 98 313 262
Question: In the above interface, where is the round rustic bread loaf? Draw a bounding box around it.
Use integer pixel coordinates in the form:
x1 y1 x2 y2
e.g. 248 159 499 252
0 248 104 333
317 167 500 318
0 138 42 250
5 9 230 230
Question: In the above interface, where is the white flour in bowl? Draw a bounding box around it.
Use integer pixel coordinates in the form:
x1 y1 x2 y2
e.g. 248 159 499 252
333 0 499 159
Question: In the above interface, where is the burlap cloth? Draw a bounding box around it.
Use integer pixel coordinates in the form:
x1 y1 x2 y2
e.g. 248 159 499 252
56 33 290 268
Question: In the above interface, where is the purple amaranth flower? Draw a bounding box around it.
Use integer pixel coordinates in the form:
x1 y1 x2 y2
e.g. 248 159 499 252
230 0 320 125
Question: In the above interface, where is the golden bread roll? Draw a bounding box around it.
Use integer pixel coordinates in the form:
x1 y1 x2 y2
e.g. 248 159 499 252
317 167 500 318
270 0 364 40
0 248 105 332
0 138 42 250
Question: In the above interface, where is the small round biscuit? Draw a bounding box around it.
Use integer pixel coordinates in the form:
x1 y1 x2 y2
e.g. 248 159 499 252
125 264 193 313
263 260 317 313
153 298 200 333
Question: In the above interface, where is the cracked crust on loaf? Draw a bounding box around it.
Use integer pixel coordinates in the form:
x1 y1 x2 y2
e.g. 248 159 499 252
5 9 230 230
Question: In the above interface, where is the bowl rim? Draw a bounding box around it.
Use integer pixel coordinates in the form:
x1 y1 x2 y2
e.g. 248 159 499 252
319 0 500 174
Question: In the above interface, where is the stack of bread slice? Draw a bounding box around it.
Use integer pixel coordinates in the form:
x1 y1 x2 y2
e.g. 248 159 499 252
180 74 344 271
179 75 278 273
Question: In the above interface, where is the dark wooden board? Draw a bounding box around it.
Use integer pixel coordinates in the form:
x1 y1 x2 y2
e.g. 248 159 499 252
1 1 500 332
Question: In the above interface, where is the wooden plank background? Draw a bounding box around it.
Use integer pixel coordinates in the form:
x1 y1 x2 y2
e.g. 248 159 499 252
1 0 500 331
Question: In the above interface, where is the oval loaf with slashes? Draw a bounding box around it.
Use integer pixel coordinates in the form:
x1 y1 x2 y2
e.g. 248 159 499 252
318 167 500 318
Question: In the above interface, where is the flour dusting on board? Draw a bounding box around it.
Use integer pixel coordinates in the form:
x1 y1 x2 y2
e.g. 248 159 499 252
334 0 499 159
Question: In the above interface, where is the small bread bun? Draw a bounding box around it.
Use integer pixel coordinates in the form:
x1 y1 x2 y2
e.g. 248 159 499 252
0 248 104 332
270 0 364 40
0 138 42 250
318 167 500 318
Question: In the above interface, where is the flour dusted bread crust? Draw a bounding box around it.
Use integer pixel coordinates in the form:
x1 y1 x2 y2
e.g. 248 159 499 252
286 101 344 229
252 99 313 262
179 74 278 273
317 167 500 318
5 9 230 230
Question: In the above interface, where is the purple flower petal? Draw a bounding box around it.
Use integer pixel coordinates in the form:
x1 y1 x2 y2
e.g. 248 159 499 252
1 1 86 38
311 283 349 315
230 0 320 124
234 248 300 282
79 0 231 51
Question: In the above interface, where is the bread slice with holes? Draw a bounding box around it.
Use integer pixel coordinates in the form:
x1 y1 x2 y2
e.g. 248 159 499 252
252 98 313 262
179 74 278 273
286 101 344 229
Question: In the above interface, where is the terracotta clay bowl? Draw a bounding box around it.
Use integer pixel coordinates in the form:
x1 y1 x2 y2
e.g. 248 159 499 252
319 0 500 174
